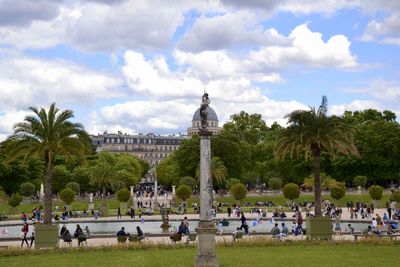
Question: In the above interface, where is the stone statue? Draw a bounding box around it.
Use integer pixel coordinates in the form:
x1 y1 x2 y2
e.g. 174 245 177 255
200 92 210 129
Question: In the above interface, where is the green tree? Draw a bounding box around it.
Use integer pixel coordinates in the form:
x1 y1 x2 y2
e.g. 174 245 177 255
4 103 90 224
66 182 80 195
302 173 341 190
90 152 123 201
226 178 240 189
60 188 76 205
116 188 130 203
368 185 383 200
222 111 268 144
230 183 248 203
19 182 36 197
156 155 181 187
8 193 23 208
268 178 283 190
353 176 368 188
176 184 192 202
52 165 72 193
283 183 300 200
179 176 197 190
274 96 359 216
390 190 400 203
330 185 346 200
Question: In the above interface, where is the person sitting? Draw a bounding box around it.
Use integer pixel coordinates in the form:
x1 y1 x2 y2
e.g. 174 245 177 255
74 224 83 239
271 223 280 238
280 223 289 238
60 225 67 237
347 224 355 235
54 214 60 221
178 222 189 236
82 210 88 217
117 227 128 243
62 229 73 245
136 226 144 241
117 227 127 237
219 218 229 226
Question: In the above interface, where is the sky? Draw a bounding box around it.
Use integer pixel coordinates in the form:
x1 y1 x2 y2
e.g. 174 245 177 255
1 0 400 140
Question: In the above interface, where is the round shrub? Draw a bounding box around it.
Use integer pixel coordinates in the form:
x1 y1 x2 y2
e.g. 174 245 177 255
268 178 283 190
116 188 131 203
283 183 300 200
66 182 80 194
176 185 192 201
19 182 36 197
8 193 23 207
60 188 76 205
330 186 346 200
179 176 197 190
390 190 400 203
230 183 248 202
226 178 240 189
353 176 368 188
368 185 384 200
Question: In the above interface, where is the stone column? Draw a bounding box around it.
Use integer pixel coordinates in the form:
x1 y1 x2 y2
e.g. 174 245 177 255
153 180 159 211
130 186 136 209
195 131 219 267
172 185 176 207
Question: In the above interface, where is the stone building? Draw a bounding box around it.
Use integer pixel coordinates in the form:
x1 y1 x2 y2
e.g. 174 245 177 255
91 132 186 166
187 106 221 136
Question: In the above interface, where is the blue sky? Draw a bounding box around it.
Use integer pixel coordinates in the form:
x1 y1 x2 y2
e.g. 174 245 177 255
0 0 399 140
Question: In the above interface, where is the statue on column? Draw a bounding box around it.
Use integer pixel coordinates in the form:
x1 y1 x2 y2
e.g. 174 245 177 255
200 92 210 129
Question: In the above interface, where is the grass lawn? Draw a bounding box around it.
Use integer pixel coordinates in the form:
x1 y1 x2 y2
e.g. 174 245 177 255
0 244 396 267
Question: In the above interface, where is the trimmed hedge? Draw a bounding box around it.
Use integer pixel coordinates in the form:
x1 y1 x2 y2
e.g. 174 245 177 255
283 183 300 200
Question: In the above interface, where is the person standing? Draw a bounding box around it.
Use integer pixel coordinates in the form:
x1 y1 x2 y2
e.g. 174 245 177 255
21 222 29 247
227 206 232 218
117 207 122 219
130 207 135 218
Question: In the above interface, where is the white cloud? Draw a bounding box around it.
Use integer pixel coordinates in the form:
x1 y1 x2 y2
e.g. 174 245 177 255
249 24 357 69
330 100 382 115
344 80 400 102
178 11 289 52
0 110 30 141
363 14 400 46
0 55 122 110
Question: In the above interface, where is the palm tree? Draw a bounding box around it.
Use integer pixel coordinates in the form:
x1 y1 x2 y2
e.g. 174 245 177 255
5 103 90 224
274 96 358 216
90 152 123 202
196 156 228 186
302 173 343 190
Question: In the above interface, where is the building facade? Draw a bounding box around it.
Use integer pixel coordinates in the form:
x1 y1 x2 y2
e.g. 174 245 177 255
91 132 186 166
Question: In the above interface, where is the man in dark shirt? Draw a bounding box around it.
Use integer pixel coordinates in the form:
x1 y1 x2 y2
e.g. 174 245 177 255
117 227 127 236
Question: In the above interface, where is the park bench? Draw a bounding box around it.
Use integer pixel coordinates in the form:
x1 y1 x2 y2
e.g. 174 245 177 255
128 233 146 242
170 233 182 243
233 231 243 242
353 233 400 241
186 233 197 244
117 235 128 243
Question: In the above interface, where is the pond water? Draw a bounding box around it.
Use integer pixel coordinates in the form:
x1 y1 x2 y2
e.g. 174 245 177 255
0 219 371 239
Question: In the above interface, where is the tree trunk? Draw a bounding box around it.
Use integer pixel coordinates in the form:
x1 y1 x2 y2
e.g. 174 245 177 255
44 151 54 224
312 146 322 217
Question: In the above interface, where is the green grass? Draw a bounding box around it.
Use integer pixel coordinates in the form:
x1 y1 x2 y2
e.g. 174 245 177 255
0 244 397 267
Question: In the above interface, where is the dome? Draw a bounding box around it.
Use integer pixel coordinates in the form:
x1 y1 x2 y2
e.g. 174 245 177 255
192 106 218 121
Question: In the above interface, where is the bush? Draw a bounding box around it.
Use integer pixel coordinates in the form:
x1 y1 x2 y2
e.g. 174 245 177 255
176 185 192 201
226 178 241 189
60 188 76 205
230 183 248 202
8 193 23 207
353 176 368 188
330 186 346 200
268 178 283 190
19 182 36 197
66 182 80 194
283 183 300 200
178 176 197 190
368 185 384 200
390 190 400 203
116 188 131 203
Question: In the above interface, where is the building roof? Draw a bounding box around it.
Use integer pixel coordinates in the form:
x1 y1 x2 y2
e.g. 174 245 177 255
192 106 218 121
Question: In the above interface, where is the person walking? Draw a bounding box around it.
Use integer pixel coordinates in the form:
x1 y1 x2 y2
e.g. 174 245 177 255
21 222 29 247
30 225 35 248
